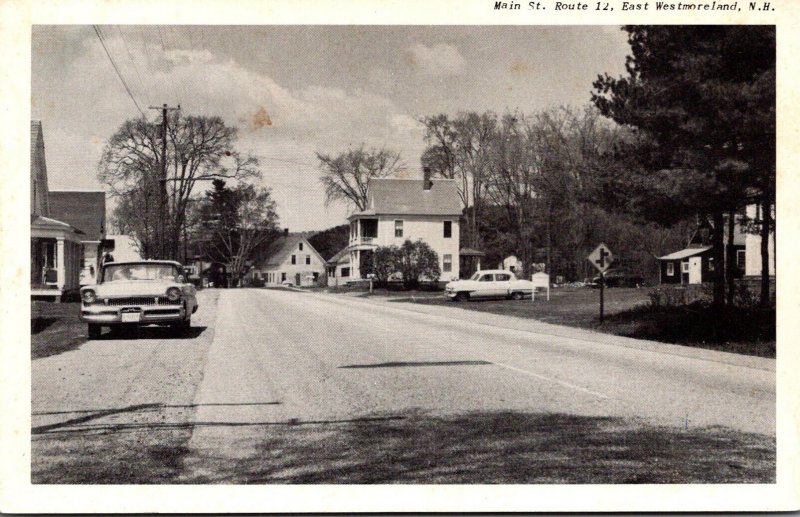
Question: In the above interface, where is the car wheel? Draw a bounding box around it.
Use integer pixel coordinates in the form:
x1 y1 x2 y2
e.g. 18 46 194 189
511 291 524 301
454 291 469 302
87 323 101 340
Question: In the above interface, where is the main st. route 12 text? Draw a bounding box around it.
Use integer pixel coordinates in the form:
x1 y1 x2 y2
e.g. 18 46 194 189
493 2 615 10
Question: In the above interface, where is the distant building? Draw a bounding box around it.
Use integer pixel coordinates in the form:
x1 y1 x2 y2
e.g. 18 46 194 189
30 121 83 301
325 246 351 286
341 169 462 283
48 190 107 285
103 234 143 263
247 232 327 287
657 214 747 285
744 203 775 278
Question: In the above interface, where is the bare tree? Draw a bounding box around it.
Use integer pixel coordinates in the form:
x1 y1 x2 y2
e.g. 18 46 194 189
317 146 404 212
98 112 260 260
421 112 497 249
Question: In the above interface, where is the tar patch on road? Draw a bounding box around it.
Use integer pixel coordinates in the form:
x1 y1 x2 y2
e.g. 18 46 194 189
339 360 492 369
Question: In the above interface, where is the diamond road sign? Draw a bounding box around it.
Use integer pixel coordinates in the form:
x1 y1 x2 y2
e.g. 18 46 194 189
588 243 614 273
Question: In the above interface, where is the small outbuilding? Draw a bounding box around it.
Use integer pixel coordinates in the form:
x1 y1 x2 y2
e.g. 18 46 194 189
657 246 715 285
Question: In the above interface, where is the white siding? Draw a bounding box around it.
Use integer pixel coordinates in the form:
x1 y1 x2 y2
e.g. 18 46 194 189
744 204 775 277
262 239 326 286
360 214 460 281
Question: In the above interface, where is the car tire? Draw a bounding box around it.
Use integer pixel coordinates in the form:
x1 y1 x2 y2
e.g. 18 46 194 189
87 323 101 340
454 291 470 302
511 291 524 301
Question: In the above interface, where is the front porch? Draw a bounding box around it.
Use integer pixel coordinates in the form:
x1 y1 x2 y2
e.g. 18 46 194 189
31 215 83 301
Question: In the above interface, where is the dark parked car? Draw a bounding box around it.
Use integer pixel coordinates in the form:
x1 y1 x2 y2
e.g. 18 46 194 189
592 268 644 288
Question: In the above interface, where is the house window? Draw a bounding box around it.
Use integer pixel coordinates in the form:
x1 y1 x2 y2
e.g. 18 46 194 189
306 255 311 265
281 272 287 282
291 255 296 265
708 258 715 271
299 242 303 251
443 254 452 273
395 220 403 238
681 261 689 273
737 249 746 271
443 221 452 238
341 267 350 278
666 262 675 276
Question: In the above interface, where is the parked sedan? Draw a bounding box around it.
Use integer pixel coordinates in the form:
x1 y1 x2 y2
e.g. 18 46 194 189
592 268 645 288
80 260 198 339
445 269 534 301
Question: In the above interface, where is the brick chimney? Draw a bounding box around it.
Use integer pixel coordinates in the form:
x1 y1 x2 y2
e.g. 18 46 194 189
423 166 433 191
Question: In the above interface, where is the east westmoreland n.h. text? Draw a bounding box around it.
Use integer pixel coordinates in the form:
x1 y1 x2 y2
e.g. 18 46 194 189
493 1 774 10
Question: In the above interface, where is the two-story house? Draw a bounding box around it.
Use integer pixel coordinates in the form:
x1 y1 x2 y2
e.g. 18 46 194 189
248 232 327 287
341 172 462 282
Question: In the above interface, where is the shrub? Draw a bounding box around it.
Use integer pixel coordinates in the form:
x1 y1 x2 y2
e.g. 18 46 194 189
648 284 712 308
398 240 440 289
362 245 401 286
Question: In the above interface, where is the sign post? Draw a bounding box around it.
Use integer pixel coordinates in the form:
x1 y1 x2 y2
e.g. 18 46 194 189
587 243 614 324
531 272 550 301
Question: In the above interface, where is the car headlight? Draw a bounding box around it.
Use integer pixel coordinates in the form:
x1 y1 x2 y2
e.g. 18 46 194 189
166 287 182 302
82 289 96 304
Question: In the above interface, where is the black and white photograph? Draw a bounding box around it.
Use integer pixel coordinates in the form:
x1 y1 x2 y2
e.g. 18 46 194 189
1 0 796 512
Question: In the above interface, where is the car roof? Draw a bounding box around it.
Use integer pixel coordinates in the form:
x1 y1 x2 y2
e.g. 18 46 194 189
475 269 514 275
103 260 183 268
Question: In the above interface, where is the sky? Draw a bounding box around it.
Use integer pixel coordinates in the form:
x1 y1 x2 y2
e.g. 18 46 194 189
31 25 631 231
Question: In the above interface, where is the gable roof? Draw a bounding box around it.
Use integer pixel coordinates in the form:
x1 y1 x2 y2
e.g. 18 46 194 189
30 120 50 217
327 246 350 265
658 246 713 261
48 191 106 240
354 178 461 217
257 233 326 268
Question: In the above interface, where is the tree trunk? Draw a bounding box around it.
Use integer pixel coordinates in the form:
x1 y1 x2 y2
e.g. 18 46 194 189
711 210 725 309
760 196 772 306
726 208 736 306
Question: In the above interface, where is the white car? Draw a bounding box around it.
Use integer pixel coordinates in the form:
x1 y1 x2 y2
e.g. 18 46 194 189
445 269 534 301
79 260 198 339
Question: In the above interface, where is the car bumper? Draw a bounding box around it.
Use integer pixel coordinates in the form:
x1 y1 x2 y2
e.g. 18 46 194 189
80 304 186 325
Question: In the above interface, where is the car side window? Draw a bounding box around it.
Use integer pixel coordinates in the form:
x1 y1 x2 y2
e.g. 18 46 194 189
496 274 510 281
479 274 494 282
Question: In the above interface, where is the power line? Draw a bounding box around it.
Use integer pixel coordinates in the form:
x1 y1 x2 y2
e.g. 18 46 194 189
93 25 145 117
116 25 148 104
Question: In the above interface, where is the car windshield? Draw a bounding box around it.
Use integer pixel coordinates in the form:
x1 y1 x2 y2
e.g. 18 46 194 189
102 263 179 283
470 272 482 280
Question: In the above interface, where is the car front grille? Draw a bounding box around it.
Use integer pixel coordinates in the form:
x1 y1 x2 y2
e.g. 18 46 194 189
96 296 181 307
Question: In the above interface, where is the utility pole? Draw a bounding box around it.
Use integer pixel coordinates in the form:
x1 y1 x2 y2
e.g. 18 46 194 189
149 104 180 258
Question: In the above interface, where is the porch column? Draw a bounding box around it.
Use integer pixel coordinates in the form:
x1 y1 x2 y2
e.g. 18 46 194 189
56 238 65 289
476 258 481 271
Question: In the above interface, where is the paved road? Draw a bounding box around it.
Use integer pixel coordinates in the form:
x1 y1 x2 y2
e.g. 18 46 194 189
32 288 775 483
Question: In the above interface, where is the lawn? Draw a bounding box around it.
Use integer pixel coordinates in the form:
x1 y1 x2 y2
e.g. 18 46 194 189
389 287 775 358
31 301 87 359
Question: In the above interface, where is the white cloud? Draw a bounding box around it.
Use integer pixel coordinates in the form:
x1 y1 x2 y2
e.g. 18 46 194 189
34 32 425 230
405 43 467 77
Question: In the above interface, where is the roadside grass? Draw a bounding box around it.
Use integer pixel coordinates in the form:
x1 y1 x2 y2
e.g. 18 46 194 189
390 287 775 358
31 301 86 359
32 410 774 484
187 411 774 484
32 426 192 483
